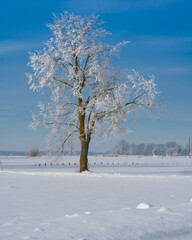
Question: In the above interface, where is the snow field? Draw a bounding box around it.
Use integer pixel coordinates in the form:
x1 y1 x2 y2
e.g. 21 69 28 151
0 156 192 239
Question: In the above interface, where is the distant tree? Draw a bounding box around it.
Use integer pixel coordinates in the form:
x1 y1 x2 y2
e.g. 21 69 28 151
152 146 159 156
29 148 40 157
137 144 145 155
27 12 158 172
152 145 166 156
166 147 176 156
166 142 177 149
166 144 183 156
143 144 154 156
112 139 130 155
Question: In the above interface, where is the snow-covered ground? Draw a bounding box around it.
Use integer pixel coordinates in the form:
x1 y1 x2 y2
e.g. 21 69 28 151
0 155 192 240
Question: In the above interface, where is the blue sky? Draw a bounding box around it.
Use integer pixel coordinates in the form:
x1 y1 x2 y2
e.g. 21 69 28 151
0 0 192 152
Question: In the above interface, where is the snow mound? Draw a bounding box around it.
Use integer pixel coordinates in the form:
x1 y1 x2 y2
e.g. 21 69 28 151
84 212 91 215
190 198 192 203
121 207 131 211
158 207 167 213
65 214 80 218
136 203 152 209
158 207 172 213
32 228 43 232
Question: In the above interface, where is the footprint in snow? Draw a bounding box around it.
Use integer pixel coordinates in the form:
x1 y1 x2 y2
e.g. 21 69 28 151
1 219 23 227
13 219 22 224
136 203 152 209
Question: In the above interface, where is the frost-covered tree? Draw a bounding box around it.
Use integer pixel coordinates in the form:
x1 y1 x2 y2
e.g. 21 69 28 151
27 12 158 172
112 139 130 155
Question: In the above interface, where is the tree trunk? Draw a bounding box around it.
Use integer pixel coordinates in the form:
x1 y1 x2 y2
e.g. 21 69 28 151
80 141 89 172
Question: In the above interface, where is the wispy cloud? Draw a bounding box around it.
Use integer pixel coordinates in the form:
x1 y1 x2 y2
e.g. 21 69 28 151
140 65 192 76
0 41 42 55
134 36 192 46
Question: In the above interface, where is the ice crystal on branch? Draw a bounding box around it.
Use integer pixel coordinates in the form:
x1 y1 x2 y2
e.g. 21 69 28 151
27 12 158 171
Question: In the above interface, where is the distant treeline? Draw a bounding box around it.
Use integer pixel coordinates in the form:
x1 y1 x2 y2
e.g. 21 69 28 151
111 140 190 156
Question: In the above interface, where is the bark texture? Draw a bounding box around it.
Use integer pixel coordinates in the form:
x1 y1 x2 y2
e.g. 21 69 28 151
80 141 89 172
